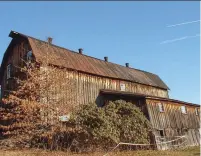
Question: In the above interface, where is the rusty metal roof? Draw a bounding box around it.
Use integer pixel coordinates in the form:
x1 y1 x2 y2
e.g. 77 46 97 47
6 31 169 90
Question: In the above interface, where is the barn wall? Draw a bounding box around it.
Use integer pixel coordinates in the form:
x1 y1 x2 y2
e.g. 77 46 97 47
146 99 200 147
75 71 169 104
43 68 169 108
1 39 31 97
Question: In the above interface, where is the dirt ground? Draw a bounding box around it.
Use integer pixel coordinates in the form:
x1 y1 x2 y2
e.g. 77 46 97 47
0 146 199 156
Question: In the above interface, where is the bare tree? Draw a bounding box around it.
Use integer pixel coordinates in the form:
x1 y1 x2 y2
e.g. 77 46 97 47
0 39 78 148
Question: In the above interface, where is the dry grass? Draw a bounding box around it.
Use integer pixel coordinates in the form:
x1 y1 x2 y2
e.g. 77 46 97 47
0 147 199 156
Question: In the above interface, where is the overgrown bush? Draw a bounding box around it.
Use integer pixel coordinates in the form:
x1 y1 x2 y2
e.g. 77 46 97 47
69 100 152 150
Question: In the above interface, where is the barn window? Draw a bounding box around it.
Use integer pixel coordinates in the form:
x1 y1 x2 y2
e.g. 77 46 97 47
120 82 125 91
159 130 164 137
177 129 181 135
7 64 12 79
158 103 165 112
181 106 187 114
195 108 199 116
27 50 33 61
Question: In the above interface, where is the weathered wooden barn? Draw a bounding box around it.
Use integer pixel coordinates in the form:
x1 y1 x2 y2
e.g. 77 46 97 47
0 31 200 148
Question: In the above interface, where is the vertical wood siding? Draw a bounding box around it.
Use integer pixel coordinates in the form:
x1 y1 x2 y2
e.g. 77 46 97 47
146 99 200 147
1 39 31 96
146 99 200 130
44 68 168 108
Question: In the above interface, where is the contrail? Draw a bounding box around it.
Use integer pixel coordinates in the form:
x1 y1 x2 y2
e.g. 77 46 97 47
160 34 200 44
167 20 200 27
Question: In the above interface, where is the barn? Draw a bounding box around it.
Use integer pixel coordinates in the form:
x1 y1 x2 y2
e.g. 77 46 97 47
0 31 200 149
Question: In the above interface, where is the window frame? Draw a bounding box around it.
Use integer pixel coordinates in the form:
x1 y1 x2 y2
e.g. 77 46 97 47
159 129 164 137
26 50 33 62
158 103 165 112
195 108 199 116
120 82 126 91
7 64 11 79
181 105 187 114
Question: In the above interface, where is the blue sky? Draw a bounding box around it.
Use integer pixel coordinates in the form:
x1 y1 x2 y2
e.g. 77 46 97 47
0 2 200 104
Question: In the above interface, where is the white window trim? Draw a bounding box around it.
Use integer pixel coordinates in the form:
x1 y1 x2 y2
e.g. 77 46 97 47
195 108 199 116
181 106 187 114
158 103 165 112
120 82 126 91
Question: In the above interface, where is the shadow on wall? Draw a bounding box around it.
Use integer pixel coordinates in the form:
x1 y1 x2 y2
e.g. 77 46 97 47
95 94 105 107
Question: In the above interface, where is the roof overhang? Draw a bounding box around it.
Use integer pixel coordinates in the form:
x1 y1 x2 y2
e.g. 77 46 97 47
146 96 200 107
100 89 146 98
100 89 200 107
9 31 28 39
